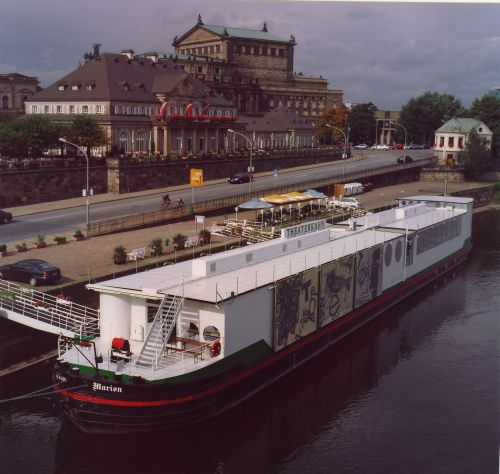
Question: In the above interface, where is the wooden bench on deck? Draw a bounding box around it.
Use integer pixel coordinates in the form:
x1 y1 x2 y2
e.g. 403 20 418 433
166 337 206 362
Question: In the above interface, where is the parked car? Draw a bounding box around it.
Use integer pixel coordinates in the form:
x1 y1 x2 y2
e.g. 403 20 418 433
405 144 424 150
327 197 361 209
354 144 369 149
0 259 62 286
371 144 390 150
397 155 414 164
0 210 12 224
392 144 405 150
228 172 253 184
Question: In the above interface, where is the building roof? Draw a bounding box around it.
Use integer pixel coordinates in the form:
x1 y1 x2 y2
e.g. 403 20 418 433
436 117 491 135
236 107 313 132
173 19 291 47
201 24 289 43
28 53 232 106
0 72 39 82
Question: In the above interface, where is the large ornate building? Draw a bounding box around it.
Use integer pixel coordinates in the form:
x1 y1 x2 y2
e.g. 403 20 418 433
0 73 40 117
25 48 236 156
25 18 342 156
141 15 342 121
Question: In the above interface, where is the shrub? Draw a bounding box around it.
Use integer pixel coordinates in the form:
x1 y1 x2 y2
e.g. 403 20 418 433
0 243 6 252
150 237 163 255
34 235 47 248
54 236 66 243
173 233 187 250
112 245 128 264
74 229 84 238
198 229 211 245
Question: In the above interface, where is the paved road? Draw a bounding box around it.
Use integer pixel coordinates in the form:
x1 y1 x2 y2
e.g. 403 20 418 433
1 150 431 244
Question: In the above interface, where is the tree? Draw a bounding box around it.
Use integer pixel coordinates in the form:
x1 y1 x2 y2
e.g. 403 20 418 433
399 92 464 145
347 103 377 145
317 106 349 144
461 128 492 176
0 115 63 157
64 115 109 155
469 94 500 160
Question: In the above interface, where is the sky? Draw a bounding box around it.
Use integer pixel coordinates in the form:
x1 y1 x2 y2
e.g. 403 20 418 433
1 0 499 110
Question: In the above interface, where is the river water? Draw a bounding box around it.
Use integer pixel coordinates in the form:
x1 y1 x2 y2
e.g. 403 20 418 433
0 212 498 474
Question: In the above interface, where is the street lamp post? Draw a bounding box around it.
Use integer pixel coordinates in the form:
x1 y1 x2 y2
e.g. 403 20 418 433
325 124 347 178
390 121 407 150
227 128 253 196
59 137 90 232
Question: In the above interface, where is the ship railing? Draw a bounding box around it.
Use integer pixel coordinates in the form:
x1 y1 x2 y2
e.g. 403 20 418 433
0 279 100 338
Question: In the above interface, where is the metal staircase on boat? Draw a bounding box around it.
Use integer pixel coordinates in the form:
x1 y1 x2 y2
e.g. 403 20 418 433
135 292 183 370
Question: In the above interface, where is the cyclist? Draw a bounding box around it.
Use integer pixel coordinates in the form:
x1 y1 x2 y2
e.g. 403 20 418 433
161 194 171 209
176 197 185 209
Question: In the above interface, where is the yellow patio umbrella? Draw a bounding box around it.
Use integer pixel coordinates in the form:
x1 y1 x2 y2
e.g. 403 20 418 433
261 194 293 204
284 191 311 201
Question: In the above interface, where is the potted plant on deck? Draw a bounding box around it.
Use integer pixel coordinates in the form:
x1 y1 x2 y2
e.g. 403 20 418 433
54 236 67 245
0 243 7 257
150 237 163 256
34 234 47 249
74 230 85 241
198 229 211 246
112 245 128 264
173 233 187 250
15 243 27 253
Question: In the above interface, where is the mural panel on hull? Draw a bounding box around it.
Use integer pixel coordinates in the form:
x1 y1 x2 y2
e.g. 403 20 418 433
318 255 355 327
274 268 318 351
354 245 383 308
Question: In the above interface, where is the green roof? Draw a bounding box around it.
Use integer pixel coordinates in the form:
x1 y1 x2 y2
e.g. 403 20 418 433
436 118 483 134
203 24 289 43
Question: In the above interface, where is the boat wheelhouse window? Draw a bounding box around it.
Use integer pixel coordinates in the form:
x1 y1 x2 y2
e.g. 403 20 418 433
203 326 220 342
186 323 199 339
146 299 160 323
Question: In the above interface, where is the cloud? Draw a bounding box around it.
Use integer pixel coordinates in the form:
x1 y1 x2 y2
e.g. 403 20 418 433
1 0 498 109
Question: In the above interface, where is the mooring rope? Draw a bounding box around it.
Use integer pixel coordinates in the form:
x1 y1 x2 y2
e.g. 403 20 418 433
0 384 86 404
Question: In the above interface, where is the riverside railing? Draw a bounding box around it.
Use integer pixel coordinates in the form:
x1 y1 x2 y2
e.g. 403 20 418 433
87 159 434 237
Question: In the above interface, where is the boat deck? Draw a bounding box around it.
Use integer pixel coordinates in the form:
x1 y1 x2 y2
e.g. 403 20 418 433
62 338 220 381
87 200 468 304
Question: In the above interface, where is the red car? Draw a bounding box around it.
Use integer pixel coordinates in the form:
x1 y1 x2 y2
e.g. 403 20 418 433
392 144 405 150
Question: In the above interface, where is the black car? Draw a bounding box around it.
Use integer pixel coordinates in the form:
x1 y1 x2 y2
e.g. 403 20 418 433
0 259 62 286
397 155 414 164
0 210 12 224
228 172 252 184
406 144 423 150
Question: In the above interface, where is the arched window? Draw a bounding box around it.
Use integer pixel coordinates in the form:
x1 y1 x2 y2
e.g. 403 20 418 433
119 131 129 153
135 131 144 152
1 96 8 109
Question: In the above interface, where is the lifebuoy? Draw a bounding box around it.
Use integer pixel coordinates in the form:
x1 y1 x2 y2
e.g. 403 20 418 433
210 340 221 357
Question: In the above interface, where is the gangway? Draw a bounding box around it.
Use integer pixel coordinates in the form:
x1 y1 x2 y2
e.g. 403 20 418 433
0 279 99 338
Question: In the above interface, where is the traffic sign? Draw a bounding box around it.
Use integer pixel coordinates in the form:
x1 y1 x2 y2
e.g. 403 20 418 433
190 168 203 186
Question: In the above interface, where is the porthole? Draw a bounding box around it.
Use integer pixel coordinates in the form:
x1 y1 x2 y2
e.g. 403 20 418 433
203 325 220 341
395 239 403 263
384 243 392 267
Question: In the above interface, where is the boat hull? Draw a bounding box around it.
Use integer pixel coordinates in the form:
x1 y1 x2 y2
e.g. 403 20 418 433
54 244 472 434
